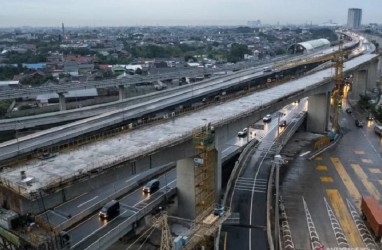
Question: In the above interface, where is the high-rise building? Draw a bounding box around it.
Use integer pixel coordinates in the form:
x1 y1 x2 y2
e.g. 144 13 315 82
347 8 362 29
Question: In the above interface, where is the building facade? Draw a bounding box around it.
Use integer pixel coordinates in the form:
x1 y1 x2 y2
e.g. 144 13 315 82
347 8 362 29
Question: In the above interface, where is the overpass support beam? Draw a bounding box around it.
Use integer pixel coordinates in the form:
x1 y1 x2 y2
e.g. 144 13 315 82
58 92 66 111
307 92 329 133
176 158 197 220
352 69 368 100
118 85 125 100
368 60 379 92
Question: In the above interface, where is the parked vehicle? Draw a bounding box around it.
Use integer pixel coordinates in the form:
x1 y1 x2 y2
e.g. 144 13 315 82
263 114 272 123
99 200 120 220
143 179 160 193
355 119 364 127
237 128 248 137
361 196 382 240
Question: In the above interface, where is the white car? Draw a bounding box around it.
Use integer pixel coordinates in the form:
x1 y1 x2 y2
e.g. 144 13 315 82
237 128 248 137
263 114 272 122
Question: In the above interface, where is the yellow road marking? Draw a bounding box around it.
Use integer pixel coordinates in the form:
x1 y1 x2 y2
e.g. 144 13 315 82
369 168 382 174
361 159 373 164
354 150 365 155
351 164 381 201
315 156 323 161
320 177 333 182
224 232 227 250
330 157 361 207
326 189 364 247
316 165 328 171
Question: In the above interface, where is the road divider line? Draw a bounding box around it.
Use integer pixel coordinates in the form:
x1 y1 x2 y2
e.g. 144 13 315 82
326 189 364 248
330 157 361 208
77 196 99 208
351 164 381 201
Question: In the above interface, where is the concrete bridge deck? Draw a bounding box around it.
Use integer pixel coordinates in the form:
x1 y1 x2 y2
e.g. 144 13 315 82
0 53 378 200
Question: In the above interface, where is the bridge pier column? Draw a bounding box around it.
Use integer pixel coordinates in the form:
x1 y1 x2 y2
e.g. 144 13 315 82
307 92 329 133
351 69 368 100
176 158 197 220
58 92 66 111
368 60 378 91
118 85 125 100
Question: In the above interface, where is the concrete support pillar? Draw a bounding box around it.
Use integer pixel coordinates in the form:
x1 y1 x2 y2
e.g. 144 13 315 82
307 93 329 133
377 55 382 78
351 69 368 100
176 158 196 220
118 85 125 100
368 60 378 91
58 92 66 111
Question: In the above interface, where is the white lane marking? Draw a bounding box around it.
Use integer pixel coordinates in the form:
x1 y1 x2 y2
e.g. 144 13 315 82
125 174 140 183
77 196 99 208
299 151 311 157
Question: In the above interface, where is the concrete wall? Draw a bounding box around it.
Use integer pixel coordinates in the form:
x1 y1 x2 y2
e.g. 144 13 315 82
307 93 329 133
176 158 196 220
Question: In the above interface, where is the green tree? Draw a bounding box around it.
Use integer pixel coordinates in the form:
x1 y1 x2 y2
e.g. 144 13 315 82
227 44 252 63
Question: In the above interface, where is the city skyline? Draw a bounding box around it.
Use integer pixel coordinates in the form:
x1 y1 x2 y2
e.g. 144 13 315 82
0 0 381 27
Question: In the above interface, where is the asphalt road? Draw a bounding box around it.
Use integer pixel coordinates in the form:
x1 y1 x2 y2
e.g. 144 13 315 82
224 101 306 250
68 169 176 247
280 104 382 250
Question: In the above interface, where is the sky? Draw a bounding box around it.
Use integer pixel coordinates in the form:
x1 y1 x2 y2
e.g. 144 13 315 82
0 0 381 27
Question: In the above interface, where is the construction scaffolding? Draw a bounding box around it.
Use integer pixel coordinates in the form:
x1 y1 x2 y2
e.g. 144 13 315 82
192 123 216 218
332 35 345 132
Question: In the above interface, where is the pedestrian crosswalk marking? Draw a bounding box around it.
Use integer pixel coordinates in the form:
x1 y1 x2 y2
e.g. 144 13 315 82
326 189 364 247
330 157 361 208
351 164 381 201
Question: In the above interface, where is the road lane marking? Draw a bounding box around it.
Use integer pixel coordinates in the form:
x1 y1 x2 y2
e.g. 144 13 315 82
351 164 381 201
326 189 364 247
346 199 379 249
77 196 98 208
323 197 349 248
369 168 381 174
299 151 311 157
330 157 361 208
315 156 323 161
320 177 333 182
316 165 327 171
354 150 365 155
224 232 227 250
125 174 140 183
302 197 322 250
361 159 373 164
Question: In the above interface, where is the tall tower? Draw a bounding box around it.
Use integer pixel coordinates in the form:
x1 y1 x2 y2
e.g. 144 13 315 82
62 23 65 40
347 8 362 29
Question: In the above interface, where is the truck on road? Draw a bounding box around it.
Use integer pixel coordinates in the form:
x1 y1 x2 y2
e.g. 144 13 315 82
361 196 382 241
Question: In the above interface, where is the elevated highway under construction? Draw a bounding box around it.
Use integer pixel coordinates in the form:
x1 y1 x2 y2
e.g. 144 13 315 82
0 33 380 249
